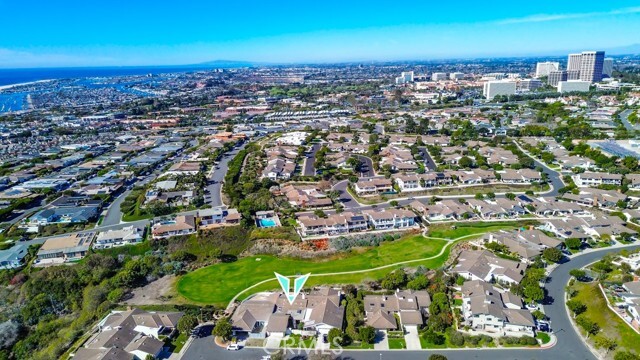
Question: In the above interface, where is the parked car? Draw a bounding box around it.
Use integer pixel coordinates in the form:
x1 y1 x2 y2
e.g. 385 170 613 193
226 344 241 351
537 320 550 332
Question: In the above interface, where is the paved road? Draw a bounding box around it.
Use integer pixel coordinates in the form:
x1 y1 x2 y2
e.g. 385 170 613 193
332 180 362 209
206 142 247 207
183 244 640 360
355 155 375 177
419 147 437 171
101 189 131 226
513 141 563 197
620 109 640 132
303 143 321 176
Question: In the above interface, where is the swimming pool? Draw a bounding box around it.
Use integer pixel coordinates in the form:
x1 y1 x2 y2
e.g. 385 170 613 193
259 218 277 227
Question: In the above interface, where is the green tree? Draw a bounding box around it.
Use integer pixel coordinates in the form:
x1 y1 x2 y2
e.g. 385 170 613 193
359 326 376 344
595 336 618 354
576 315 600 338
178 314 198 334
505 193 516 200
429 354 448 360
422 329 445 345
449 331 465 346
524 285 544 303
614 350 640 360
565 238 582 250
458 156 473 168
569 269 586 281
407 275 429 290
213 317 233 341
542 247 563 263
381 270 407 290
429 293 450 315
566 299 587 317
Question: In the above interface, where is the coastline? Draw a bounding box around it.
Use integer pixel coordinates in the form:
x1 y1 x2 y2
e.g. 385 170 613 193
0 79 53 91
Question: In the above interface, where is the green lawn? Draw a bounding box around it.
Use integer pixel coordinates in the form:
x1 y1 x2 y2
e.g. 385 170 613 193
388 338 406 349
177 234 454 306
167 333 188 353
572 282 640 354
426 221 530 239
341 341 374 349
280 334 315 348
536 332 550 345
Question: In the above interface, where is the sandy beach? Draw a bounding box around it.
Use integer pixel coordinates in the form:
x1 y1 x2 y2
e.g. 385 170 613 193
0 79 53 91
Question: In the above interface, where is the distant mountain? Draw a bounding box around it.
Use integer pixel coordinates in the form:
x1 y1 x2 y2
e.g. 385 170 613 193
192 60 261 68
604 44 640 55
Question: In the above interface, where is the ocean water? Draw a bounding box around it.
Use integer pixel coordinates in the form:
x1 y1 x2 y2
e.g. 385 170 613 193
0 66 213 113
0 65 214 87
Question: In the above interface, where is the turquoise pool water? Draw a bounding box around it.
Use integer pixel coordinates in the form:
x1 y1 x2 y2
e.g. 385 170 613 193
259 218 277 227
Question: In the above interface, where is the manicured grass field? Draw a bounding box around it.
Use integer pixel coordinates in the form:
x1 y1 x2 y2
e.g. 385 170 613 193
573 282 640 354
177 234 452 306
177 222 522 306
427 221 529 239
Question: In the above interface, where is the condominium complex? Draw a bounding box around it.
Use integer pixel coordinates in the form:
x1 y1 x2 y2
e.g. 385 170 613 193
450 72 465 80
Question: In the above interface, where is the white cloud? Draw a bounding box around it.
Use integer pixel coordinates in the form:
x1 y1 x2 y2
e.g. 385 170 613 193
496 6 640 25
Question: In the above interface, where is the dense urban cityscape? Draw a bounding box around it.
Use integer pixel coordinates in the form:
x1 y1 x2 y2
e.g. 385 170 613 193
3 2 640 360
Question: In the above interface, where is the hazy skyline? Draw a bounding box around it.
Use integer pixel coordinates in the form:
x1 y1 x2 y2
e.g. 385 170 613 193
2 0 640 68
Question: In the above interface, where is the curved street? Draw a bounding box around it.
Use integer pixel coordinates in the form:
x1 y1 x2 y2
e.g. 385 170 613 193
183 244 640 360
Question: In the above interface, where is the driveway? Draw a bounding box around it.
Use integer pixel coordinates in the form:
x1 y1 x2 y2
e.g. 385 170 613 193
206 142 247 207
355 155 375 177
265 334 282 349
404 326 421 350
373 330 388 350
101 189 130 226
419 147 437 171
303 143 321 176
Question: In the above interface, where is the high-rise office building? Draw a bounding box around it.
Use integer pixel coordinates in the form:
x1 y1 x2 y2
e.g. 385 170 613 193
579 51 605 83
603 58 614 78
567 70 581 80
547 71 567 86
483 80 516 99
567 54 582 71
535 62 560 77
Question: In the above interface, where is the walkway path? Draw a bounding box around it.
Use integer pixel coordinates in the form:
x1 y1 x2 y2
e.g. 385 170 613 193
226 233 465 309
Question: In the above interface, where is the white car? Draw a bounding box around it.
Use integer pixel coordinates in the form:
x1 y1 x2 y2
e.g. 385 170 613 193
226 344 241 351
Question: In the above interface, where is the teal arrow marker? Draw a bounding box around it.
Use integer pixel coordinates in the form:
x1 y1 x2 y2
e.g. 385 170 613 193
274 272 311 305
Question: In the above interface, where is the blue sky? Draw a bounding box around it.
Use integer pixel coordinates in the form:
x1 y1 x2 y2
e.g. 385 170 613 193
2 0 640 68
